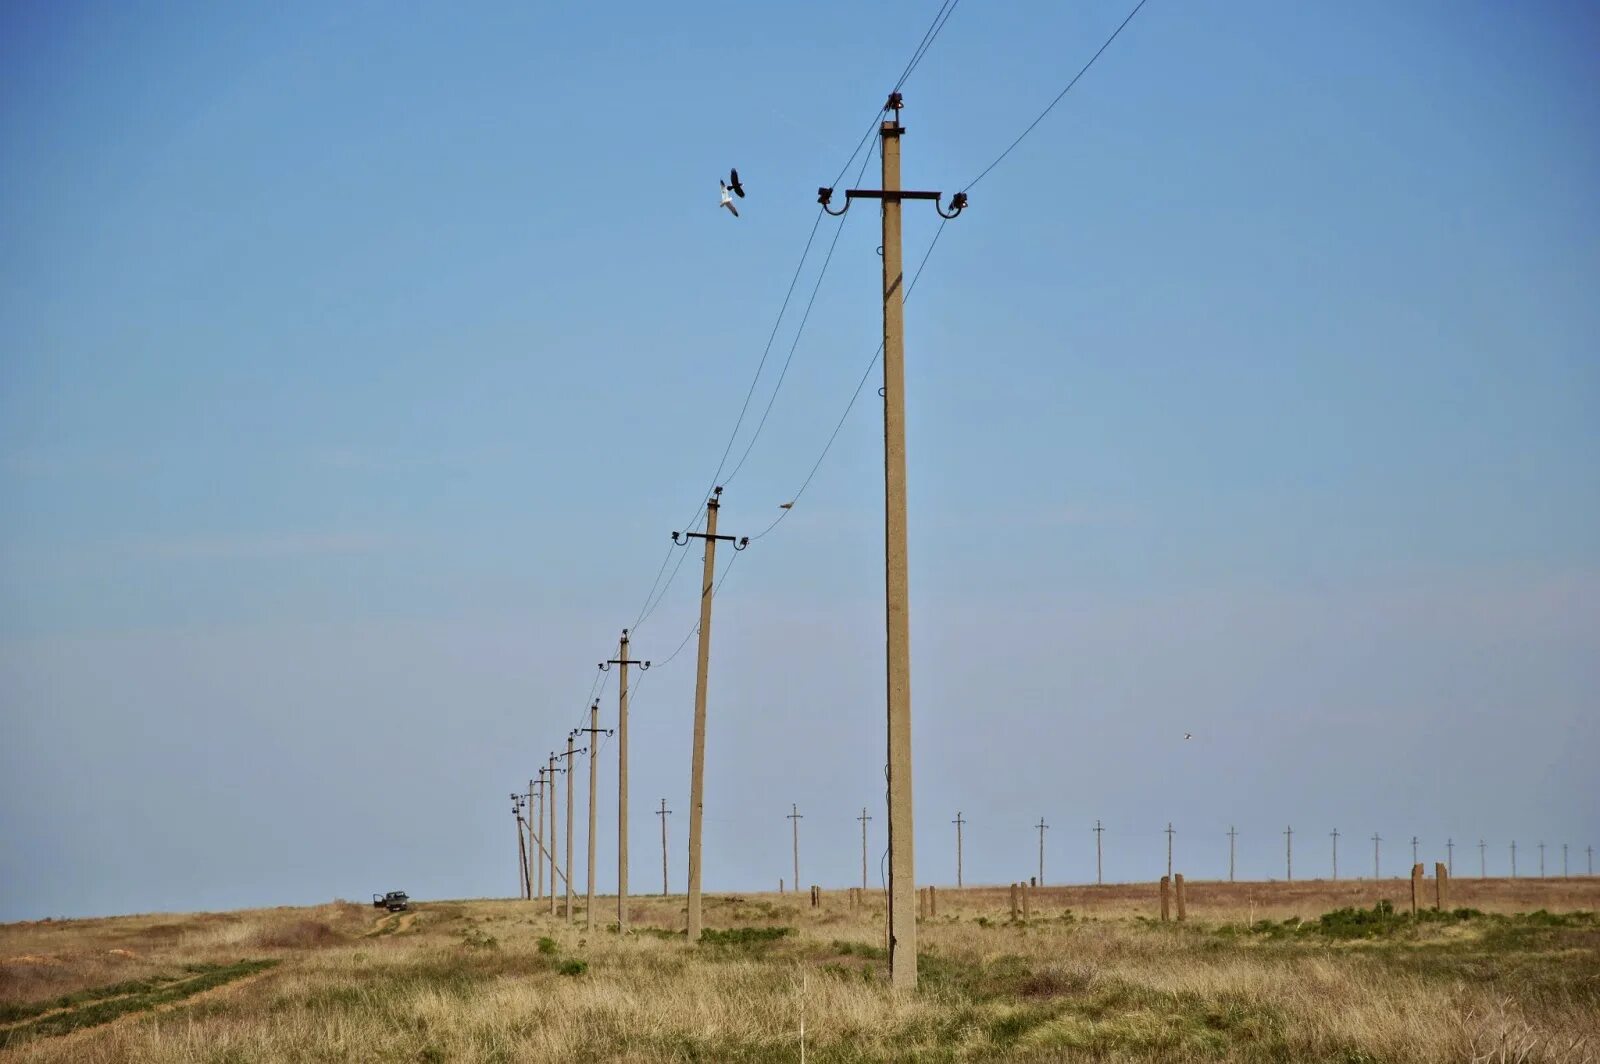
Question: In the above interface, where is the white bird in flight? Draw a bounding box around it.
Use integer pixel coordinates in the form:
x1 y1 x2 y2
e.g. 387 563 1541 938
719 168 745 218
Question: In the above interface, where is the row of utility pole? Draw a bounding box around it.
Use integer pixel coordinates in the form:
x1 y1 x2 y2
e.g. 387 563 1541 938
502 95 960 992
754 814 1597 890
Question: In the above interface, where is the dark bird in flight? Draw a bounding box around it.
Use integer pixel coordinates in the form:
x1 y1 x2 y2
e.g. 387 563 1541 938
720 168 745 218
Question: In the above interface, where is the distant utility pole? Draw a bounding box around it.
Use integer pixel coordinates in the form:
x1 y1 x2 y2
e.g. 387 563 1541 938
1372 833 1382 879
547 752 562 917
1588 845 1594 876
788 804 804 895
511 794 529 899
601 629 649 934
657 799 673 896
1538 841 1545 878
1096 820 1106 885
1227 826 1237 884
1330 828 1340 881
859 808 873 892
1411 836 1419 867
1479 839 1487 879
1446 838 1454 878
675 486 748 944
816 91 965 991
1036 817 1050 886
533 770 547 900
953 812 965 888
1510 840 1517 878
1165 823 1175 879
1284 826 1293 882
1562 843 1568 879
576 701 613 932
522 783 536 898
559 738 583 922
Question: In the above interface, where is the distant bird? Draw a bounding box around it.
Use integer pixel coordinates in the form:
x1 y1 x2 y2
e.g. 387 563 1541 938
779 502 794 510
1183 733 1193 740
719 168 745 218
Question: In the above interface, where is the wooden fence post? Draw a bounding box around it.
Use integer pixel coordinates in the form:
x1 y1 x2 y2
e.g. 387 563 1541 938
1010 883 1020 921
1022 884 1032 919
929 884 937 917
1175 873 1187 922
1160 876 1171 922
1410 863 1423 916
1434 862 1448 911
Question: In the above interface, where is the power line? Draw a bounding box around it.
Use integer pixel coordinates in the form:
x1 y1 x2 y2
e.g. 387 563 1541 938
893 0 961 94
750 217 952 541
962 0 1151 192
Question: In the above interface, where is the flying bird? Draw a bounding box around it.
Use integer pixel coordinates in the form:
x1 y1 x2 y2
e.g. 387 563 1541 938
779 502 794 510
1183 733 1193 740
719 168 745 218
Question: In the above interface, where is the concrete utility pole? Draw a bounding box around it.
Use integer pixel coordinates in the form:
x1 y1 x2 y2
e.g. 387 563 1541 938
601 629 650 934
576 701 613 932
1036 818 1050 886
1372 833 1382 879
1330 828 1340 881
533 771 546 900
1411 836 1419 867
559 738 582 922
657 799 673 896
1588 845 1594 876
1227 825 1236 884
1284 826 1293 882
859 808 873 892
1562 842 1568 879
674 486 748 943
1095 820 1105 885
511 796 529 899
1447 838 1454 878
522 785 536 898
1166 823 1175 879
1538 841 1545 878
547 752 562 917
1479 839 1487 879
1511 840 1518 878
788 804 804 896
953 812 966 888
816 91 964 991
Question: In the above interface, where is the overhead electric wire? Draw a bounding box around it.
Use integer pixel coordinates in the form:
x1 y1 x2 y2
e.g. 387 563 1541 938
751 217 950 542
721 143 876 487
547 0 970 761
962 0 1150 192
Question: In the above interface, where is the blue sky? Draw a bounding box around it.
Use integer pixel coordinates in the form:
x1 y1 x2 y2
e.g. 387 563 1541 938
2 0 1597 920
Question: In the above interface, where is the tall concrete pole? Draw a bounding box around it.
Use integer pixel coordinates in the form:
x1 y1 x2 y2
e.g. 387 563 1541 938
953 812 966 888
677 489 745 942
878 102 918 995
1284 825 1293 882
604 630 649 934
565 736 577 922
814 92 964 986
1479 839 1487 878
1036 818 1049 886
573 701 610 931
534 771 546 900
548 752 560 917
1538 841 1545 878
1562 842 1568 879
1166 823 1175 879
524 785 536 898
1411 836 1419 867
1331 828 1340 881
1510 840 1517 878
1227 826 1236 884
657 799 672 896
788 804 803 895
1446 837 1454 878
1372 833 1382 879
860 808 873 892
513 805 529 899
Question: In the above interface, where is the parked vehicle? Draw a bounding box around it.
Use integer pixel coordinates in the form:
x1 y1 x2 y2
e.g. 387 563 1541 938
372 891 410 911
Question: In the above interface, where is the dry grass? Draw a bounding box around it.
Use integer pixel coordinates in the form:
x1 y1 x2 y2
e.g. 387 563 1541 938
2 879 1596 1062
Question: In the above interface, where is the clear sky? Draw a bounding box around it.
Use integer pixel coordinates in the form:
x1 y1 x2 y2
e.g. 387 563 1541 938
2 0 1597 921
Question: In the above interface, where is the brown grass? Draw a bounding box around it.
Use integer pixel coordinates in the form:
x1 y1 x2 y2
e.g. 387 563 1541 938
1 879 1596 1062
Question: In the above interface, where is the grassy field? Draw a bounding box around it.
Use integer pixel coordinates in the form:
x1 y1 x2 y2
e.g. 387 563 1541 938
2 877 1597 1062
